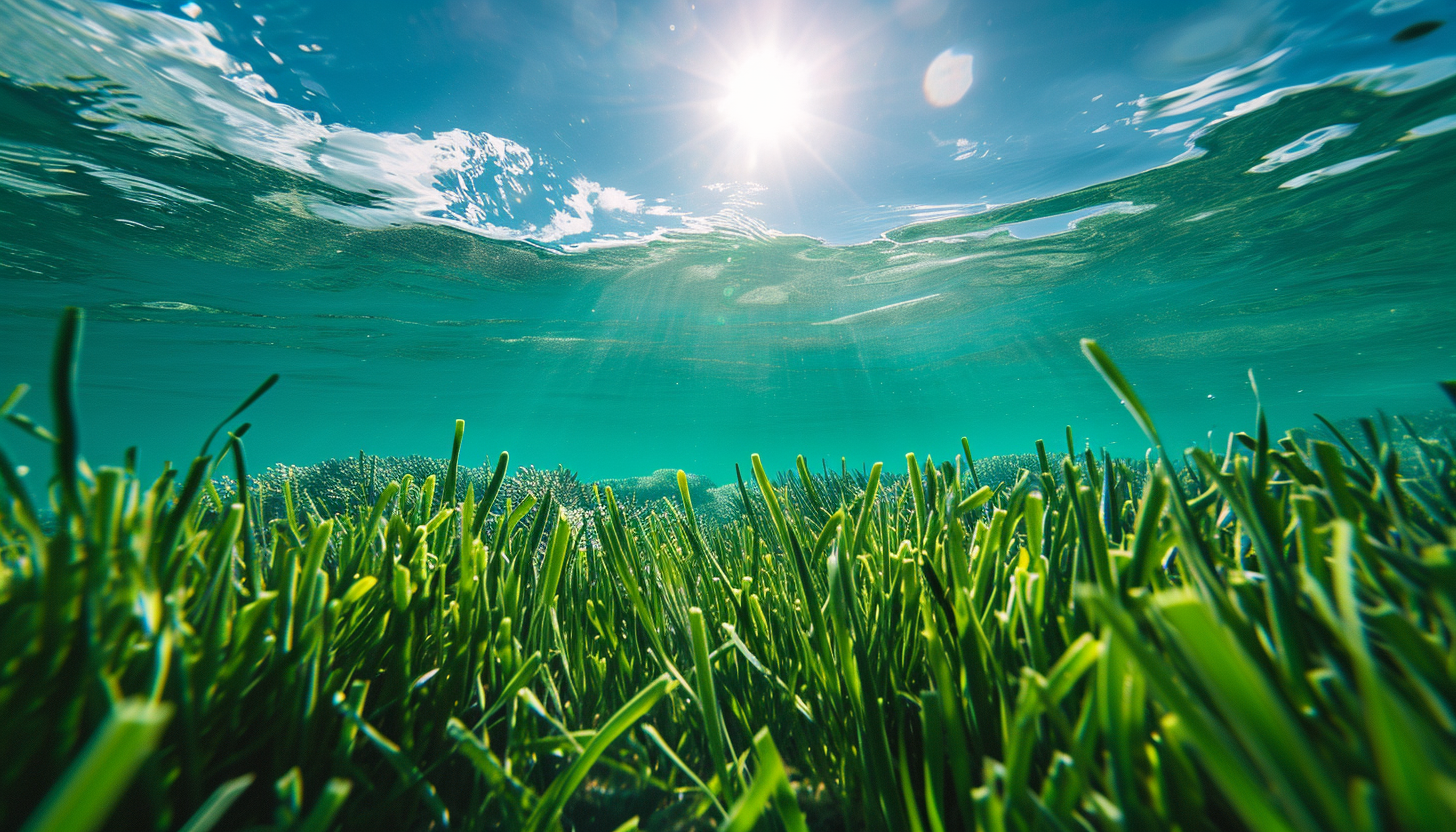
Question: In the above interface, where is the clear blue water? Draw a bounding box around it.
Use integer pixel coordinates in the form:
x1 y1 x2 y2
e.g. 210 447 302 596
2 0 1454 483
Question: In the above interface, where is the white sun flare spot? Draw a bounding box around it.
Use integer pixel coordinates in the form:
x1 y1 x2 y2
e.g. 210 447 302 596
719 53 809 142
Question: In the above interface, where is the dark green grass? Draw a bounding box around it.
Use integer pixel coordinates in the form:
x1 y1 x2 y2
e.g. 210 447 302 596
3 307 1456 832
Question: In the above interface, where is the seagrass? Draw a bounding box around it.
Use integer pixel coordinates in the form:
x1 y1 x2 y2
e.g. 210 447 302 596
2 308 1454 832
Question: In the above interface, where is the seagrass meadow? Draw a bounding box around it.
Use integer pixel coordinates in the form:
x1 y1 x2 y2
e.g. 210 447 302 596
4 307 1456 832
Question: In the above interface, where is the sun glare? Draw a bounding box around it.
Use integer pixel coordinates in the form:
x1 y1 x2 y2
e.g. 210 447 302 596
718 53 809 143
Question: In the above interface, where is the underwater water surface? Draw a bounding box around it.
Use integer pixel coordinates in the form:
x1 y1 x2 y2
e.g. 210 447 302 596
2 0 1455 483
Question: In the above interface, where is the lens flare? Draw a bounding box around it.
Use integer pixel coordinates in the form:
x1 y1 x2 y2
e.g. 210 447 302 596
923 48 974 107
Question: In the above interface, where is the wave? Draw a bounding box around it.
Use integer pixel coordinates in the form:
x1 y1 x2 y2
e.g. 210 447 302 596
0 0 778 250
1 0 1455 263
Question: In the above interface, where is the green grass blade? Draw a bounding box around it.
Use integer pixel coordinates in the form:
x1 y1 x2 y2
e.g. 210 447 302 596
690 606 736 800
1080 338 1161 448
442 419 465 508
49 306 84 516
641 723 728 817
294 779 354 832
332 692 449 828
176 774 255 832
525 674 677 832
718 727 790 832
20 699 173 832
199 373 280 457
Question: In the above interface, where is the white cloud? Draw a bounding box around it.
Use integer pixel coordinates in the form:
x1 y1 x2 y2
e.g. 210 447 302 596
596 186 642 213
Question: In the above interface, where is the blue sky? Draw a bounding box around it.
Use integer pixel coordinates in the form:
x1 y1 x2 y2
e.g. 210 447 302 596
157 0 1449 243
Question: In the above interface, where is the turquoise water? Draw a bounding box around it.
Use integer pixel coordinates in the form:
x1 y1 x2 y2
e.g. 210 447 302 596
2 0 1455 483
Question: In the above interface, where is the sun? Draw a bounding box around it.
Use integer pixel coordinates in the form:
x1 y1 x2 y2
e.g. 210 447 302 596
718 52 810 145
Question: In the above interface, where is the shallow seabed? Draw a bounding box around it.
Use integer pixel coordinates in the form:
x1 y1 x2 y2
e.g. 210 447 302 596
3 311 1456 831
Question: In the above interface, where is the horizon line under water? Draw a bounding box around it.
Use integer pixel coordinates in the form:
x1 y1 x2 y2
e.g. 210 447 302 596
2 0 1455 484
